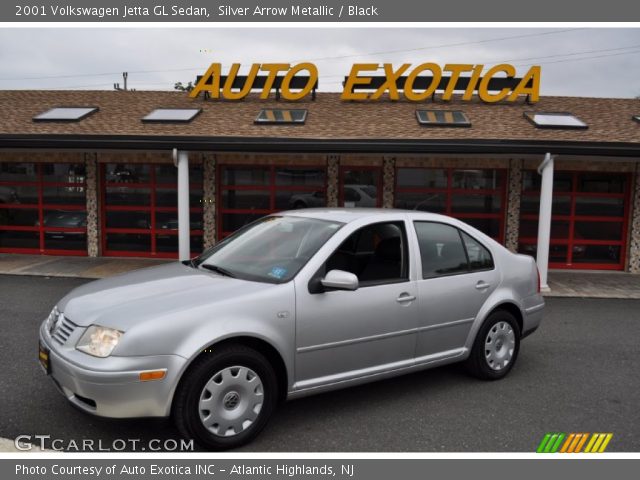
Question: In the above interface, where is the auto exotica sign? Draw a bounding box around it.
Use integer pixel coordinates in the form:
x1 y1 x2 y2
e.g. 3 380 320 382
190 62 541 103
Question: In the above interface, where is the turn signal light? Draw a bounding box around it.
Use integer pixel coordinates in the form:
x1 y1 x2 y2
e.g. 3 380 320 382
139 370 166 382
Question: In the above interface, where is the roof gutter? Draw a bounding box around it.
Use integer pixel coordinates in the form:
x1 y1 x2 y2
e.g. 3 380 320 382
1 134 639 158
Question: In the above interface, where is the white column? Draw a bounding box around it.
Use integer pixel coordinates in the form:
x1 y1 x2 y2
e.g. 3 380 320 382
177 150 190 261
536 153 554 291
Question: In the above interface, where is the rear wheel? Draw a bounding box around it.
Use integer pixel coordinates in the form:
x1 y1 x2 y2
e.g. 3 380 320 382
173 344 277 450
465 310 520 380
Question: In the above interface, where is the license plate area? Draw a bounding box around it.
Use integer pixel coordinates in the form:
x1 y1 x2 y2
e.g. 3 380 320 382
39 341 51 374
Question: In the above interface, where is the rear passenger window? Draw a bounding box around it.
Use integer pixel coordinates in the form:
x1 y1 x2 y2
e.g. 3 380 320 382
414 222 468 278
461 231 494 271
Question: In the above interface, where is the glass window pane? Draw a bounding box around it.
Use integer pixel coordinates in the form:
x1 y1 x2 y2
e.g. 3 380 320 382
44 231 86 251
575 196 625 217
105 187 150 206
43 210 86 228
105 164 150 184
341 169 380 207
577 173 625 193
155 212 203 231
452 170 503 190
518 243 568 263
572 245 621 264
522 171 572 192
574 221 623 241
275 168 325 186
106 211 151 229
0 230 39 249
189 188 203 208
0 162 37 181
155 233 178 253
0 209 38 226
222 167 270 186
42 186 86 205
155 165 177 184
460 232 494 271
155 187 177 207
275 191 325 210
222 190 270 210
458 217 501 239
106 233 151 252
394 192 446 212
1 185 37 204
42 163 86 183
414 222 468 278
397 168 447 188
191 235 204 255
519 219 570 239
451 194 501 214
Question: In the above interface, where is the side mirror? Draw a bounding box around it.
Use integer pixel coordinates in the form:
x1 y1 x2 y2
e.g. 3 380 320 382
320 270 359 291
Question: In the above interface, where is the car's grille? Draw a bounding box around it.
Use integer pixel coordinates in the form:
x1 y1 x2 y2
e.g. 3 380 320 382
51 316 77 345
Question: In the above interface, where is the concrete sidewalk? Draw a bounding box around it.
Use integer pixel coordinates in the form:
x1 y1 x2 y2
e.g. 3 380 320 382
1 253 640 299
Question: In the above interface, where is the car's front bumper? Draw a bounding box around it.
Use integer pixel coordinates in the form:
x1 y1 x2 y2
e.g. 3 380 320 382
39 322 187 418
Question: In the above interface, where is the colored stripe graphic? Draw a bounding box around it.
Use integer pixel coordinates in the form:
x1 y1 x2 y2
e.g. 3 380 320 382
537 433 612 453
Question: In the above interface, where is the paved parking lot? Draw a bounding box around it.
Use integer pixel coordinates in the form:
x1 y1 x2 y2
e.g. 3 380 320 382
0 274 638 452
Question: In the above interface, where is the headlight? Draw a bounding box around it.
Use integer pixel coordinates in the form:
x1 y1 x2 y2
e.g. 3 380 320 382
76 325 123 358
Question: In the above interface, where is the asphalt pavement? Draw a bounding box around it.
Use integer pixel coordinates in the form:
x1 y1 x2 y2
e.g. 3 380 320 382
0 274 638 452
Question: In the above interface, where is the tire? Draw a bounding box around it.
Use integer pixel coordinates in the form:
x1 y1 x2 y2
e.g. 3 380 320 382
465 310 521 380
172 344 278 450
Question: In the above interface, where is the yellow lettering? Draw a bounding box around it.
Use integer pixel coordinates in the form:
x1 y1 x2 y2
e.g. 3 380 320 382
370 63 411 100
259 63 290 99
221 63 260 100
442 64 474 100
404 63 442 101
341 63 379 101
281 63 318 100
462 64 484 101
478 64 516 103
509 66 541 102
189 63 222 99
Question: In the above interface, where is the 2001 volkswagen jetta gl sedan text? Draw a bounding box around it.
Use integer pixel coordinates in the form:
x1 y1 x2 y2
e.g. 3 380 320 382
39 208 544 450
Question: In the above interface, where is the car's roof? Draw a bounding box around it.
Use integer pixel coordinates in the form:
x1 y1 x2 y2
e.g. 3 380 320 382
279 208 452 224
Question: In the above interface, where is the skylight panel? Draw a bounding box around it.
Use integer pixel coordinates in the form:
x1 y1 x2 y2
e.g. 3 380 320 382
416 110 471 127
33 107 98 122
255 109 307 124
524 112 588 129
142 108 202 123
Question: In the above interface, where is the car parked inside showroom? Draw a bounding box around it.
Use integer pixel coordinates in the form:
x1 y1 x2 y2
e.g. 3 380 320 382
39 208 544 450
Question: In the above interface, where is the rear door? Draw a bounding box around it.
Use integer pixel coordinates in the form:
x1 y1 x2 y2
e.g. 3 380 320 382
412 221 499 360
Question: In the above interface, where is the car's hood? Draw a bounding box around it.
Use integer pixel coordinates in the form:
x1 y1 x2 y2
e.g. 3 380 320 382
58 262 274 330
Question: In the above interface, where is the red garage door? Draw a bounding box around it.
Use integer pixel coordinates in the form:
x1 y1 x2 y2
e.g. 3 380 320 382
0 162 87 255
101 163 204 257
518 171 631 270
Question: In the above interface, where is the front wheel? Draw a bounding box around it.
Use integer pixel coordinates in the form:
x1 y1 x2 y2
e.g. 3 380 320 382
172 344 278 450
465 310 521 380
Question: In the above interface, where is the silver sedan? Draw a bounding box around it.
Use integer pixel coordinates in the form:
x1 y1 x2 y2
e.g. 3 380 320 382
39 209 544 450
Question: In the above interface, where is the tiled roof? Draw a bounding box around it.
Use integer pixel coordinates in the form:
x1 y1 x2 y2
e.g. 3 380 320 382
0 90 638 144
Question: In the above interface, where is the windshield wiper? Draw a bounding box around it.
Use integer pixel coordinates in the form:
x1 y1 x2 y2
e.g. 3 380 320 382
200 264 236 278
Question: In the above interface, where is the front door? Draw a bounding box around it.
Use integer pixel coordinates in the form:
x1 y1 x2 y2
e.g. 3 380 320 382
294 220 419 389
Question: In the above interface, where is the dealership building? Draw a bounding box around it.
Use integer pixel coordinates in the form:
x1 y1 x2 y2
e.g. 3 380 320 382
0 86 639 277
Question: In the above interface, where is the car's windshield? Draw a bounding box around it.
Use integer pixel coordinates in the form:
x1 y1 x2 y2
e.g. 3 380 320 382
195 216 343 284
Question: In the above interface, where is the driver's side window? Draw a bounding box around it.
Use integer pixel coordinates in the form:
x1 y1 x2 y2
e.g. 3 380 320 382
325 221 408 286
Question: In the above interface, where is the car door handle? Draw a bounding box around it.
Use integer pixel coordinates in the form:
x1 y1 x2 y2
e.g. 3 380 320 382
396 293 416 303
475 281 491 291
